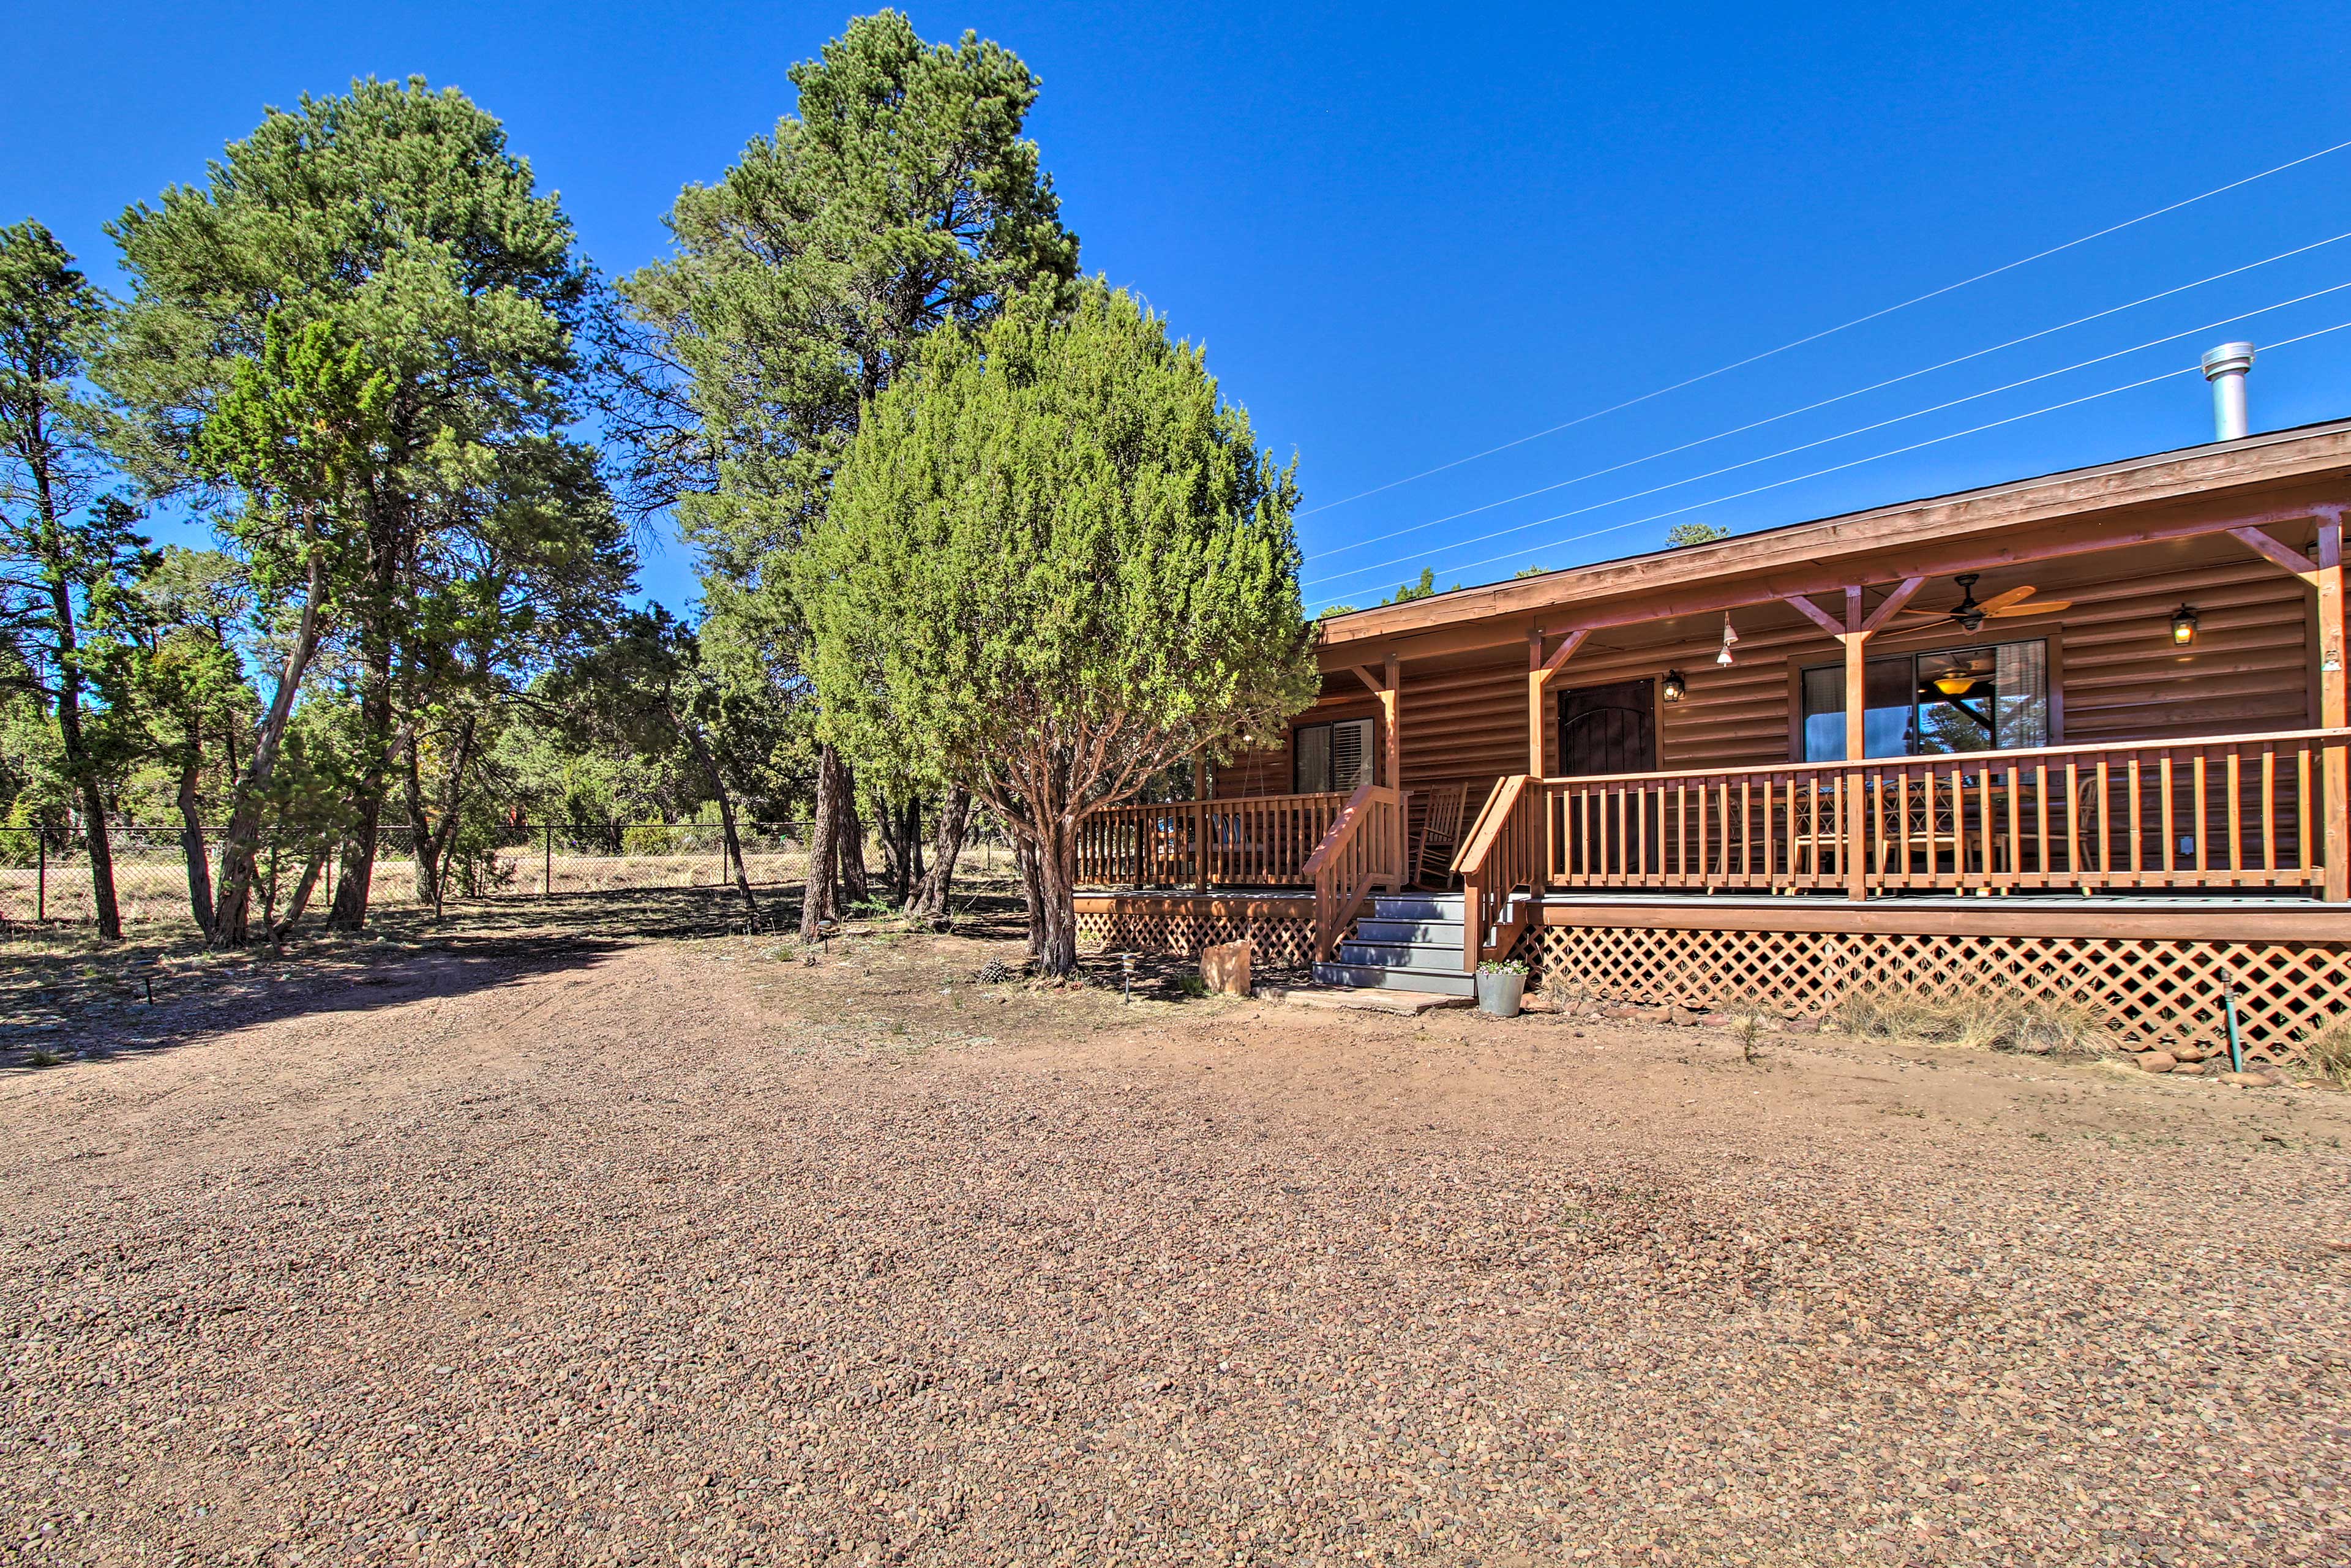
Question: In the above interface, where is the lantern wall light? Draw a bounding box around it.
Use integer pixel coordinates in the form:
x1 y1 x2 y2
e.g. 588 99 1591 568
2170 604 2199 647
1661 669 1686 703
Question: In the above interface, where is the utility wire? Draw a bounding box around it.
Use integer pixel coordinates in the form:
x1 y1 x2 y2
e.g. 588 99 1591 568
1309 320 2351 610
1300 136 2351 519
1307 281 2351 593
1309 230 2351 563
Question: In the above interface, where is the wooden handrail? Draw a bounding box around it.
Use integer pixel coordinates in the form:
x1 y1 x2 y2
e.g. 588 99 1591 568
1535 727 2351 790
1453 773 1542 971
1307 781 1402 960
1451 775 1523 876
1302 780 1394 876
1539 729 2344 899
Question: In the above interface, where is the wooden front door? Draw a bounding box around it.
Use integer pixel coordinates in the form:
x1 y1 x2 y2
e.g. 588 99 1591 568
1556 680 1657 776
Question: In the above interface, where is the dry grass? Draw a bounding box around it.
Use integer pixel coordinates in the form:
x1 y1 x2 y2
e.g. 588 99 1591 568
1831 986 2113 1059
2303 1018 2351 1088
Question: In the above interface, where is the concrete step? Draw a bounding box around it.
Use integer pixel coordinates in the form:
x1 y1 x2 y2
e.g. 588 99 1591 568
1338 940 1468 970
1352 917 1466 946
1311 961 1477 997
1258 984 1469 1014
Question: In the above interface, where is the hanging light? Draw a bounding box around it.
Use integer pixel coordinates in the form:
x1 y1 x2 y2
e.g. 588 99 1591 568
1715 613 1738 667
1661 669 1686 703
1932 672 1978 697
2170 604 2199 647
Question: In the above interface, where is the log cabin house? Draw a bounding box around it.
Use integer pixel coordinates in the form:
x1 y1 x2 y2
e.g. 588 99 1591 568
1074 415 2351 1062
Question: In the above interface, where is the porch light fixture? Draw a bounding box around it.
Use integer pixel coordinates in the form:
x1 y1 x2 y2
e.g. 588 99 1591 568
1660 669 1687 703
2170 604 2199 647
1715 613 1738 667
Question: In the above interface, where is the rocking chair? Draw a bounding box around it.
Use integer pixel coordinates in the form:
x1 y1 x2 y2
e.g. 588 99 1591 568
1412 782 1470 889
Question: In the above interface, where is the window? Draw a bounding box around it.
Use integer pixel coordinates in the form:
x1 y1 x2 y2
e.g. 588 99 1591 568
1801 640 2050 762
1294 718 1373 793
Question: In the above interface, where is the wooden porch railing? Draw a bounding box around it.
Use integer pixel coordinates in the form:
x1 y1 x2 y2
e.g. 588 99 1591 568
1071 790 1351 888
1303 780 1402 961
1453 774 1543 969
1539 728 2350 898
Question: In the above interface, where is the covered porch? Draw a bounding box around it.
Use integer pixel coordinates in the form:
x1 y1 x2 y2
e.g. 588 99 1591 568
1074 421 2351 1052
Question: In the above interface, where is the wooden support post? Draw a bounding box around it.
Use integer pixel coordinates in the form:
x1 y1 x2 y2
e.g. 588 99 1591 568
1843 590 1869 901
1382 651 1403 883
1526 627 1547 776
2317 515 2347 900
1193 757 1208 891
1525 627 1591 776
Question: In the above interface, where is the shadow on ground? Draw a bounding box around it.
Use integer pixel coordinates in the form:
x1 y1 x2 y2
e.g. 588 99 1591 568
1 874 1277 1069
0 885 795 1072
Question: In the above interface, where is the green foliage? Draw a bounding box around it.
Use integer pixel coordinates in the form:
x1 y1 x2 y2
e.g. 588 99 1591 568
0 219 155 932
613 12 1081 838
1381 568 1458 604
799 282 1316 967
1665 522 1731 549
620 11 1079 561
103 75 633 931
1512 564 1550 578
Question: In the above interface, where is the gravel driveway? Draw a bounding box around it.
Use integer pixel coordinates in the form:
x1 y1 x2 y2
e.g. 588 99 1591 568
2 915 2347 1565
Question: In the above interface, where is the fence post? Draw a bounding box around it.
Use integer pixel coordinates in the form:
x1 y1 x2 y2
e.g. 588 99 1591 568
36 831 45 922
543 823 553 897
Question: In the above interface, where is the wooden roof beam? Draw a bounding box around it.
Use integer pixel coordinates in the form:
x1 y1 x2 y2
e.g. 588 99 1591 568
2229 524 2320 583
1318 503 2339 669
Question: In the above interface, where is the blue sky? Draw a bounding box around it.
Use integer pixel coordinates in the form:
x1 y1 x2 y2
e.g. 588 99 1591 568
9 2 2349 614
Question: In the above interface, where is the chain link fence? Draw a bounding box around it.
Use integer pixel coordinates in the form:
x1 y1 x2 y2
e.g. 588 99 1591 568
0 822 1015 931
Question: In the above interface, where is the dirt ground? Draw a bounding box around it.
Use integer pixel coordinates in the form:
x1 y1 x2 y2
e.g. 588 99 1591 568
2 888 2348 1566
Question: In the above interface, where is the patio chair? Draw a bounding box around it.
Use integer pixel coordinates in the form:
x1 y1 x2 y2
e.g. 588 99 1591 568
1867 772 1965 881
1787 782 1846 881
1412 781 1469 888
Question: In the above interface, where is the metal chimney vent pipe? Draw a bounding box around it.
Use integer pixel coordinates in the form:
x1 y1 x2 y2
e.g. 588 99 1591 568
2200 341 2255 441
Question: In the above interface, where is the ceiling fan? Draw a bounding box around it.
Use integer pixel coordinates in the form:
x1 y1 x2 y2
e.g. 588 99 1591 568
1897 572 2071 634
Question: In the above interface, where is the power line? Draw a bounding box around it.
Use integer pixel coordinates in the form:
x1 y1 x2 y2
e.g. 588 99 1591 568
1308 230 2351 564
1308 321 2351 612
1300 135 2351 520
1307 280 2351 594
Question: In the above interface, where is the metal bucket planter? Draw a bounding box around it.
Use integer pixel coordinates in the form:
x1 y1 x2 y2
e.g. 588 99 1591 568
1475 967 1526 1018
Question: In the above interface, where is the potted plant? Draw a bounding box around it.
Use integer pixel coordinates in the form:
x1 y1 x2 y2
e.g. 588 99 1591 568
1475 957 1528 1018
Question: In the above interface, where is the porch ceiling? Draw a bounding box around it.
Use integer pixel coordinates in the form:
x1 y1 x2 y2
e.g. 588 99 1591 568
1314 417 2351 670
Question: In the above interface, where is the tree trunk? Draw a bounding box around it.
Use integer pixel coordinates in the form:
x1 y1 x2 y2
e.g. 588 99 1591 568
174 746 214 939
210 546 328 948
326 533 402 932
1016 837 1045 958
837 777 871 907
271 846 329 942
43 577 120 939
1031 817 1081 977
673 706 756 917
403 735 437 906
909 787 971 921
325 702 393 931
799 744 843 941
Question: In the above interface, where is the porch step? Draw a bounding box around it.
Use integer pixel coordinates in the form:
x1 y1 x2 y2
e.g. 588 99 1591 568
1367 891 1464 922
1337 939 1466 970
1353 917 1463 945
1310 961 1478 997
1308 890 1490 997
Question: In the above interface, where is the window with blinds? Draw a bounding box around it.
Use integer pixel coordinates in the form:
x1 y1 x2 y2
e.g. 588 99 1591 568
1293 718 1373 793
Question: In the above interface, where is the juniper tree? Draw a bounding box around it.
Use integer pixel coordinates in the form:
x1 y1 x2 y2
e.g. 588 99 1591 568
799 285 1318 974
188 313 391 946
102 76 614 932
618 10 1079 939
0 220 149 938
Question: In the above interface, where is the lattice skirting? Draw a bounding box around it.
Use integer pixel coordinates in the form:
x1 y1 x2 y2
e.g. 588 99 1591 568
1076 907 1315 971
1520 925 2349 1062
